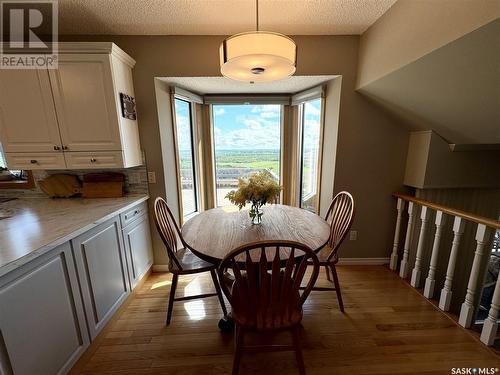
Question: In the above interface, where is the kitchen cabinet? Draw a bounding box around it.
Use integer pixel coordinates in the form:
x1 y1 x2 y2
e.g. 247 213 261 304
0 42 142 170
121 203 153 289
0 70 62 153
72 216 130 339
0 242 89 375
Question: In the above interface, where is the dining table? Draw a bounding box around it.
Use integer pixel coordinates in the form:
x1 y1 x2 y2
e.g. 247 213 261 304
182 204 331 263
181 204 331 331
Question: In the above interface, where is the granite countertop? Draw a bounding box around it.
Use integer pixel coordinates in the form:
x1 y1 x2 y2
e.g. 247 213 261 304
0 194 149 277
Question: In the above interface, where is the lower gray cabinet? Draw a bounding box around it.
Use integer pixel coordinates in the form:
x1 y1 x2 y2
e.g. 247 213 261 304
72 216 129 340
122 214 153 289
0 242 89 375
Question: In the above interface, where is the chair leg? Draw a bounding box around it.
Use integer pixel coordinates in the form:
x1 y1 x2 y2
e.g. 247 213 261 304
291 326 305 375
210 269 228 316
324 265 332 281
166 273 178 325
232 325 245 375
330 265 344 312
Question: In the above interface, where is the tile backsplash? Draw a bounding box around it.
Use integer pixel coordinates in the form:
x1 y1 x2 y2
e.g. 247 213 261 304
0 166 149 198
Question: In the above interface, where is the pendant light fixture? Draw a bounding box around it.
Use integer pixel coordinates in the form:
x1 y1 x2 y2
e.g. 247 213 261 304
219 0 297 83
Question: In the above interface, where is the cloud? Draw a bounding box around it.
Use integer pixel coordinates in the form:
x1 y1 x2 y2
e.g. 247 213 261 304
304 101 321 116
243 119 262 130
214 108 226 116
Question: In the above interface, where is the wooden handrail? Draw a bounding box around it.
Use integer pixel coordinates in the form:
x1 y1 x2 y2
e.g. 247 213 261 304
393 193 500 230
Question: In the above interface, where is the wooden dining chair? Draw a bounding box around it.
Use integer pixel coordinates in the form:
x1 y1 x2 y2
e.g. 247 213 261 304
153 197 227 325
308 191 355 312
218 240 320 375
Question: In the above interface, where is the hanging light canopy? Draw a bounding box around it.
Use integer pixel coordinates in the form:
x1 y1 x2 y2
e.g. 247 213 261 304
219 0 297 83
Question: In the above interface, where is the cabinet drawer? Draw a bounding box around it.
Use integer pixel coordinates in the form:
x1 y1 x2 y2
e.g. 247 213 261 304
5 152 66 169
120 201 147 228
64 151 123 169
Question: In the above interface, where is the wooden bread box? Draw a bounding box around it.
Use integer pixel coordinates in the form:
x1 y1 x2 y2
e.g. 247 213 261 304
82 172 125 198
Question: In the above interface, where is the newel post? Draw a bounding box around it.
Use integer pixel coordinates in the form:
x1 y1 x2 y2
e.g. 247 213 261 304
438 216 465 311
399 202 415 279
423 211 445 298
390 198 405 271
411 206 430 288
459 224 491 328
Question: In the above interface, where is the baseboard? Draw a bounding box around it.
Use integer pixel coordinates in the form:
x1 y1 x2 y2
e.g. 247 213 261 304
337 257 390 265
152 264 169 272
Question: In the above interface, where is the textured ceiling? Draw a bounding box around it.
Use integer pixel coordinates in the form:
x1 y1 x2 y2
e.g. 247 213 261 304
58 0 397 35
360 19 500 144
159 75 338 95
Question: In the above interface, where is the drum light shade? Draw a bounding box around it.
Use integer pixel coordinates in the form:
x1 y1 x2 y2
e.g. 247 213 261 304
219 31 297 83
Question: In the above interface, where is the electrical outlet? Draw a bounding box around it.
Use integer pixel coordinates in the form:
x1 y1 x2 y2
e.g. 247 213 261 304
147 171 156 184
349 230 358 241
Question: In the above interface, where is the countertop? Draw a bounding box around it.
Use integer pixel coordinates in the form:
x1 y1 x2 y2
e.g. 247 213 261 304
0 194 149 277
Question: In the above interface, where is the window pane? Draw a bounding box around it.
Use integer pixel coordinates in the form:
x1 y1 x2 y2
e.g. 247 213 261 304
300 98 322 211
0 142 6 168
174 98 197 218
212 104 281 207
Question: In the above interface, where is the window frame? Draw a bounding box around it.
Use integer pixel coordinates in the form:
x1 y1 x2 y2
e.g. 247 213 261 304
171 96 200 223
297 97 325 213
210 102 285 208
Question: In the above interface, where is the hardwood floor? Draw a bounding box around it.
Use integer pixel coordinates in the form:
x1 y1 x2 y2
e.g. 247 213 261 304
70 266 499 374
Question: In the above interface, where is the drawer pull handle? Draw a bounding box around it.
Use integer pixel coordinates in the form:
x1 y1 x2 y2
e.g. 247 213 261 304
90 158 97 163
30 159 38 164
62 145 69 150
125 210 140 221
53 145 60 151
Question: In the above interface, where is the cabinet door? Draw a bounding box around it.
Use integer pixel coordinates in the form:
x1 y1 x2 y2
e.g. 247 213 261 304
49 54 122 152
0 70 62 153
122 215 153 289
5 152 66 170
72 216 129 339
0 242 89 375
64 150 124 169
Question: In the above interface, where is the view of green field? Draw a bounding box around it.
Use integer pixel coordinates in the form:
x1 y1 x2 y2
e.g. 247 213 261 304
214 149 280 174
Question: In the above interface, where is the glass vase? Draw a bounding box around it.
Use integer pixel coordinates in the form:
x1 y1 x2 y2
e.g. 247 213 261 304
250 203 263 225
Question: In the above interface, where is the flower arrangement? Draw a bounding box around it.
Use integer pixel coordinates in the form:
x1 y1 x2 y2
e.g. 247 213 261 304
226 170 281 224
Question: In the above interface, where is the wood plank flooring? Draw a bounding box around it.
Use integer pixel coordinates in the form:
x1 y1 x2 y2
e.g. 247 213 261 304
70 266 499 374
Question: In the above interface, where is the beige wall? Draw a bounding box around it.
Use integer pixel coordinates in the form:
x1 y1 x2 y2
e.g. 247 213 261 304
357 0 500 88
62 35 410 264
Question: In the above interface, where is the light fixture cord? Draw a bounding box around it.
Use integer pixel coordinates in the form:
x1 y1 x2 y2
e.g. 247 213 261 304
255 0 259 31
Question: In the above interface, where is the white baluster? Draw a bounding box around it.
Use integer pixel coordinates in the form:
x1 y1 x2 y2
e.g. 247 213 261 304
438 216 465 311
390 198 405 271
423 211 445 298
411 206 430 288
480 274 500 345
459 224 491 328
399 202 415 279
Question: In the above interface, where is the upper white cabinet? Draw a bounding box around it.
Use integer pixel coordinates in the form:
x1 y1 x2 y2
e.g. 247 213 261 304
49 54 123 152
0 43 142 169
0 70 62 153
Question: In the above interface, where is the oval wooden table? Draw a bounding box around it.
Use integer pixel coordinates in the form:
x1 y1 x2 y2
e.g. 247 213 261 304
182 204 331 264
182 204 331 331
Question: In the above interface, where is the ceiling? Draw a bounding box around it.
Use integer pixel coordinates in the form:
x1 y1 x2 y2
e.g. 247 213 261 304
58 0 397 35
159 75 338 95
359 19 500 145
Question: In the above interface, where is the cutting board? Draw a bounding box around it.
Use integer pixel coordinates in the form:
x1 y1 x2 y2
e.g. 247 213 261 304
39 174 82 198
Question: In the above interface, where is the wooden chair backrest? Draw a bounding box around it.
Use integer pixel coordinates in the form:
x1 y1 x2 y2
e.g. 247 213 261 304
324 191 355 261
218 240 320 330
153 197 183 270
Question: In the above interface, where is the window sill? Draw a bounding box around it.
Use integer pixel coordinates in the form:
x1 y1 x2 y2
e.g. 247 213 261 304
0 171 35 189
